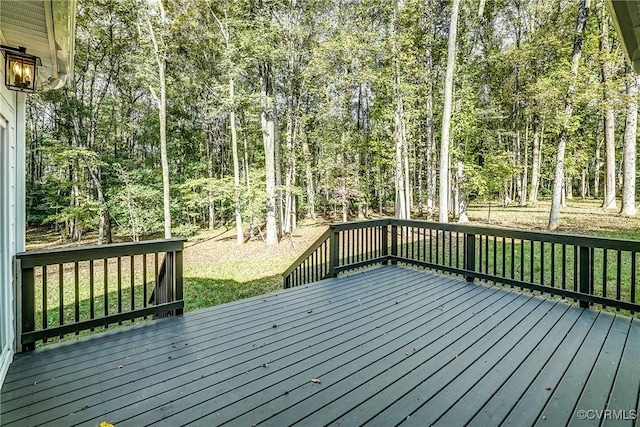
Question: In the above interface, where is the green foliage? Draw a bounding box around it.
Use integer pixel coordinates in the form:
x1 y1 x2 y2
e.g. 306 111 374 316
25 0 634 240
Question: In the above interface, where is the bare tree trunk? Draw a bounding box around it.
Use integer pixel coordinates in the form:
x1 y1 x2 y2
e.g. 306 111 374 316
146 2 171 239
529 114 542 204
206 127 215 229
521 120 529 205
599 1 616 209
261 63 278 245
621 72 638 216
439 0 461 223
283 105 296 233
548 0 590 231
230 77 243 245
302 136 315 219
594 125 602 198
425 47 436 220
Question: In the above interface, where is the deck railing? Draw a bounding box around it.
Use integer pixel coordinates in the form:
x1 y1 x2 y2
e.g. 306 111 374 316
283 219 640 314
283 220 389 288
16 238 185 351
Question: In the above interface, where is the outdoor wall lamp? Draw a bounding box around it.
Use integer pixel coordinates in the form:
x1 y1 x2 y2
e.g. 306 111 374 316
1 45 40 93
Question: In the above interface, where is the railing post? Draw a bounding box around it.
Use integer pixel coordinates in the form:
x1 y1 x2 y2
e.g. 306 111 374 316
579 246 591 308
390 222 398 265
21 264 36 351
464 233 476 282
174 247 184 315
329 228 340 277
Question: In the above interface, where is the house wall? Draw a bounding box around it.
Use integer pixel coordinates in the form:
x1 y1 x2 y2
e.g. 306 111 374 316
0 59 25 388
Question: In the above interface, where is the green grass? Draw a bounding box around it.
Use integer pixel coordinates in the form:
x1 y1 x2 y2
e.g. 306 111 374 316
399 233 638 317
26 201 640 347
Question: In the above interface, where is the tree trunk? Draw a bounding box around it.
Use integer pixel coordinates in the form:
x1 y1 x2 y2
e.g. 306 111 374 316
599 2 616 209
439 0 461 223
302 135 315 219
283 104 296 233
206 127 215 230
521 120 528 205
230 77 243 245
146 3 171 239
529 114 542 204
261 63 278 245
548 0 590 231
621 72 638 216
425 45 436 220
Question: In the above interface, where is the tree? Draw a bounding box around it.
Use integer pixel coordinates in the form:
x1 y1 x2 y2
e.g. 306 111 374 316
621 69 638 216
212 3 244 245
144 0 172 239
598 0 616 210
548 0 591 231
439 0 461 224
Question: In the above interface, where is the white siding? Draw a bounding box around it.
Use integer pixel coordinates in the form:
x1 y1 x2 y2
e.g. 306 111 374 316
0 60 21 388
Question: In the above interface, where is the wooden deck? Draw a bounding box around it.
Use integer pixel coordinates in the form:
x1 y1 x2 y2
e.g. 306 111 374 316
1 265 639 427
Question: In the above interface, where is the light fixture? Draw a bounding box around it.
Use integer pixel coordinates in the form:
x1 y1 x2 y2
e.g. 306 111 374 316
1 45 40 93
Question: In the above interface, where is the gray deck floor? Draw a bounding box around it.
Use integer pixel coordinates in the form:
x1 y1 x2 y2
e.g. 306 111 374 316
1 265 639 427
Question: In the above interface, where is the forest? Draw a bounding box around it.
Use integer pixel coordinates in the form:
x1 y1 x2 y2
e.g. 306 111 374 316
26 0 638 246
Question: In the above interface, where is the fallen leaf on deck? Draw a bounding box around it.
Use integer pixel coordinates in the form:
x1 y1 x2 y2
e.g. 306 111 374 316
99 422 115 427
311 378 321 384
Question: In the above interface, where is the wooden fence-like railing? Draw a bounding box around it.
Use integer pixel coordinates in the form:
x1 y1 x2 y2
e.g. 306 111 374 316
283 219 640 315
17 238 185 351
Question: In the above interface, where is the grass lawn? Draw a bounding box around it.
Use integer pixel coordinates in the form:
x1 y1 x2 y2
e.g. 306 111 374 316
24 198 640 345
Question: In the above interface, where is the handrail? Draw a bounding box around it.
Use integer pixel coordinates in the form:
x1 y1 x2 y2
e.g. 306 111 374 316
17 239 186 268
18 239 185 351
282 228 332 279
283 219 640 315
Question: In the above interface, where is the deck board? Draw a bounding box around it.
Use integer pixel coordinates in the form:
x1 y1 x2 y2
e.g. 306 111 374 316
2 265 638 427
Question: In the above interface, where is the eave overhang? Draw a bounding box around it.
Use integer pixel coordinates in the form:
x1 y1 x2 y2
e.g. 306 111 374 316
0 0 77 90
607 0 640 74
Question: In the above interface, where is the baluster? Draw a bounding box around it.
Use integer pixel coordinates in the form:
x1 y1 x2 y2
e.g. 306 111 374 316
89 260 94 329
501 238 505 276
484 235 489 276
603 249 608 299
529 240 534 283
561 244 566 289
130 256 135 315
59 263 64 336
42 266 48 341
632 252 637 307
573 246 578 292
510 238 515 279
143 254 148 309
551 243 555 288
74 262 80 332
117 257 122 321
104 259 109 328
520 240 524 282
493 236 497 275
616 250 622 304
540 242 544 286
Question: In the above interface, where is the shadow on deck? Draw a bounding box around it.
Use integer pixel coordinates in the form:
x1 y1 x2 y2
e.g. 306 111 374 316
1 265 639 426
